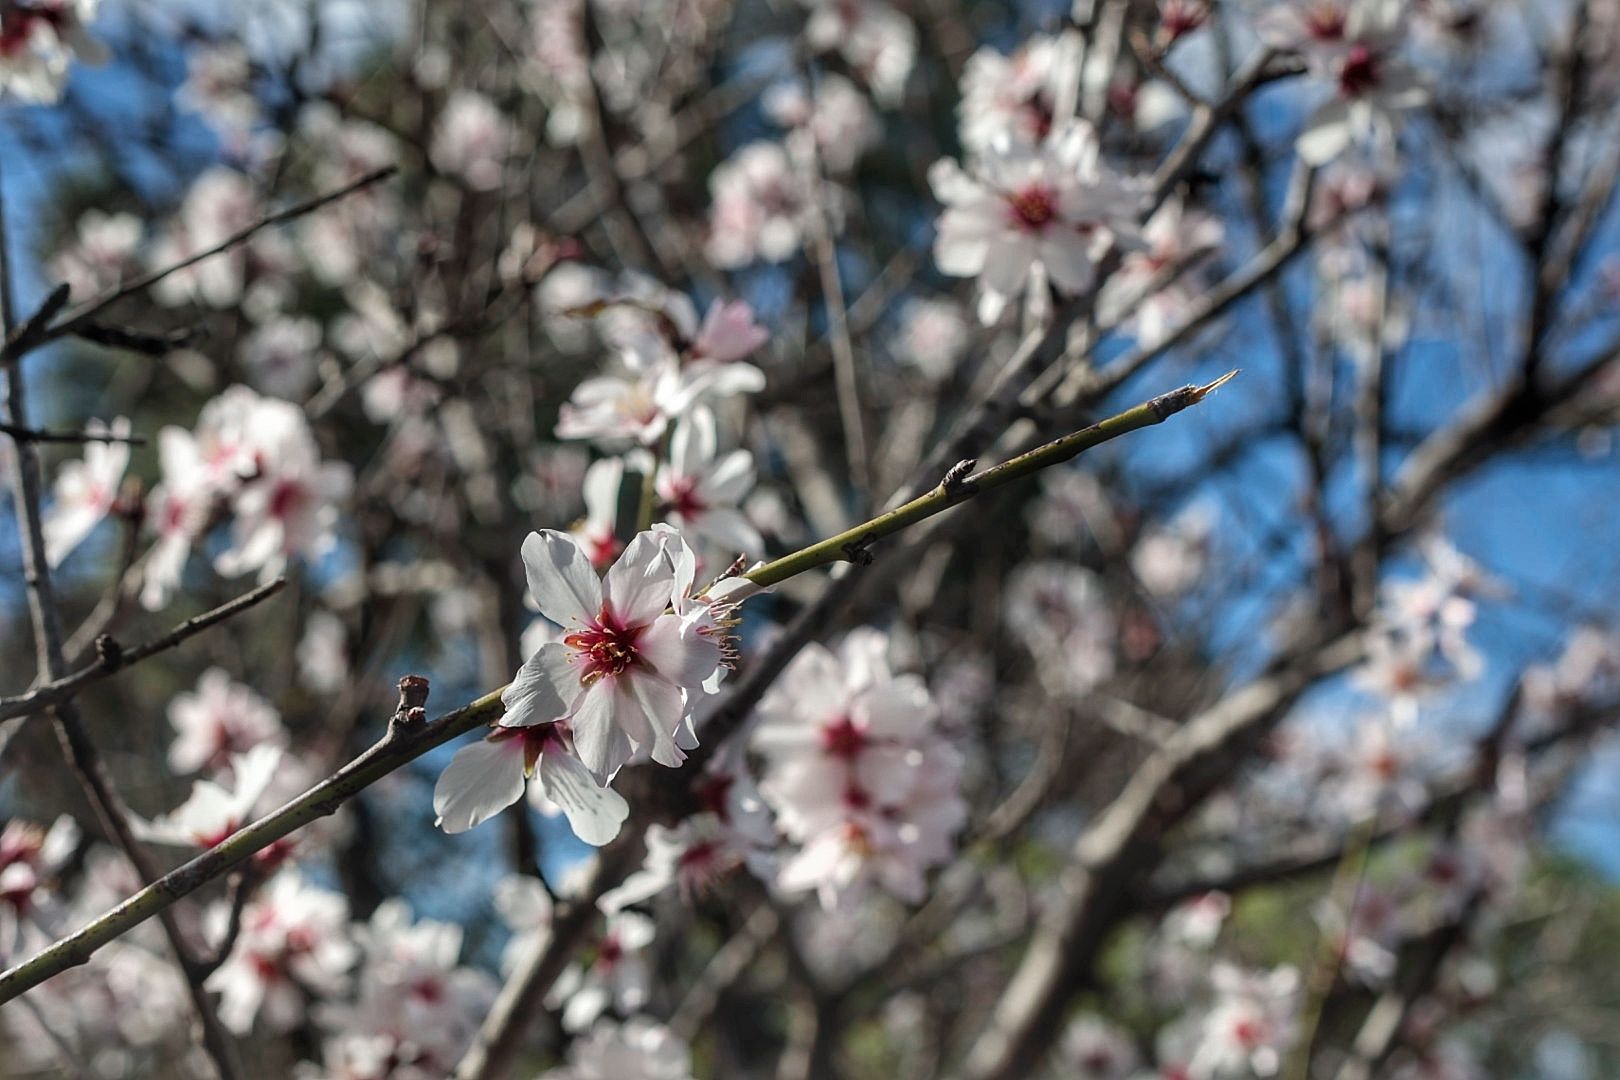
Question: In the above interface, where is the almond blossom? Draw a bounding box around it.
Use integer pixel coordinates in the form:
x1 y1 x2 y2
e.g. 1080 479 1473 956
430 89 512 191
754 629 965 908
497 527 724 783
167 667 287 775
140 425 211 610
801 0 915 106
890 296 971 382
213 390 353 583
555 338 765 448
47 209 141 297
132 744 283 851
1099 198 1225 347
1188 963 1301 1078
205 870 355 1034
41 415 130 568
572 456 625 570
597 755 775 912
1003 562 1117 697
431 719 629 845
1261 0 1427 164
539 1017 694 1080
763 74 881 174
957 34 1069 154
655 407 763 557
706 141 815 268
931 121 1146 324
150 167 295 309
546 910 656 1032
310 900 496 1076
1057 1014 1140 1080
0 816 78 955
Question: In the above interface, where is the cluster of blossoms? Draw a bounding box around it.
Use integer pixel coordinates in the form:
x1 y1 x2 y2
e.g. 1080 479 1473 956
1354 538 1498 721
1258 0 1427 165
753 630 966 908
146 386 352 607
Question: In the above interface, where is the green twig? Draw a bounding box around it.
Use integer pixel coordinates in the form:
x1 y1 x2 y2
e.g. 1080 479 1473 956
746 371 1236 588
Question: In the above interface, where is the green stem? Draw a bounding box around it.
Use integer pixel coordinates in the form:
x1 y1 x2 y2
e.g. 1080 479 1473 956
0 372 1234 1006
746 371 1235 589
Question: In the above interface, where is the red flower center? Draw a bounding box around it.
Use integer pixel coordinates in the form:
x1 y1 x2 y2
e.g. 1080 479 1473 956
1339 43 1381 98
661 474 708 519
820 715 867 759
695 773 736 821
268 478 308 521
1007 185 1059 232
565 609 642 682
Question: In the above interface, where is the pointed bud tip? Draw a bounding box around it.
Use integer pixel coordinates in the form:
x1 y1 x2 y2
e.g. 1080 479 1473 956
1193 370 1239 400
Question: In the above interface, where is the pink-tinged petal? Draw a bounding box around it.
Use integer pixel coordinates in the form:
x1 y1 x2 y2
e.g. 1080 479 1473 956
696 508 764 557
502 642 579 727
857 678 934 741
668 407 717 476
625 670 689 768
696 449 755 505
604 529 679 627
433 738 527 834
569 680 635 783
522 530 603 627
1297 99 1354 165
639 613 721 690
536 749 629 846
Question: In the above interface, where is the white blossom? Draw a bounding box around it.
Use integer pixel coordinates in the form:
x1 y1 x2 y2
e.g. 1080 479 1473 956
931 122 1146 323
41 416 130 568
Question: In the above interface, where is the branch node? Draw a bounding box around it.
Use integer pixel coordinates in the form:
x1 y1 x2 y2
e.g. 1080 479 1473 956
941 458 979 500
94 634 123 672
841 534 877 566
390 676 432 736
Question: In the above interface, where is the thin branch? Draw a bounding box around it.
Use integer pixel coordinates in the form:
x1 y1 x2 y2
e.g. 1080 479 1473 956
0 423 147 445
0 578 288 726
35 166 398 348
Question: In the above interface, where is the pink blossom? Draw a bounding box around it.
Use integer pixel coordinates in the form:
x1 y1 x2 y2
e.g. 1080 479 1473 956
931 122 1146 323
41 416 130 568
430 90 512 191
205 870 355 1034
540 1017 694 1080
167 667 287 776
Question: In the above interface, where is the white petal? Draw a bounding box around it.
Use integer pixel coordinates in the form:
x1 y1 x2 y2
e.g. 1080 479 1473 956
502 642 578 727
522 530 603 627
433 738 528 833
569 681 635 783
537 749 629 846
604 529 679 627
639 613 721 690
625 670 689 768
1297 100 1354 165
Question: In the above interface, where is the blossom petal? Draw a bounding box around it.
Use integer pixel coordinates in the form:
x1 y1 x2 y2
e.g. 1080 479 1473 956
569 680 636 783
537 749 629 846
433 738 527 834
604 529 679 627
639 613 721 690
502 642 578 727
522 530 603 627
